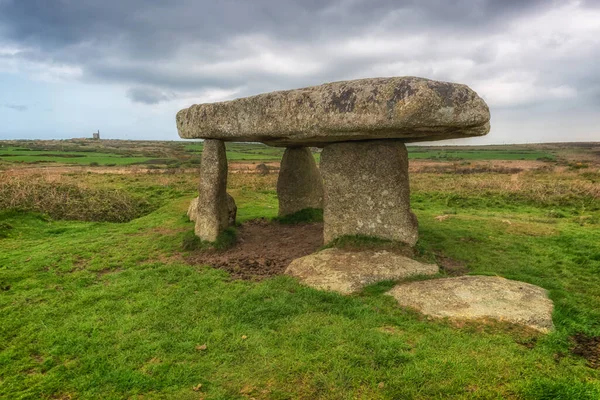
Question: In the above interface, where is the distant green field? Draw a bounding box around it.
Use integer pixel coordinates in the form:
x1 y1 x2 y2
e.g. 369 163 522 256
0 147 151 166
406 148 555 161
0 142 559 166
185 143 285 161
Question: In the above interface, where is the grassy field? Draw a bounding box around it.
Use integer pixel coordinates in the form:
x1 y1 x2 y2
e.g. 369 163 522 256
1 141 600 399
2 140 598 167
0 146 153 165
407 148 555 161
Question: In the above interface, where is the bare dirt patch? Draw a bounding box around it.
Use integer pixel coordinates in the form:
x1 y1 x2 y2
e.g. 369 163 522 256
2 161 280 177
571 333 600 369
186 219 323 280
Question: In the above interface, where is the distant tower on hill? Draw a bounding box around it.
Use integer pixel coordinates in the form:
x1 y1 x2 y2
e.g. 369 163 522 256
92 130 100 140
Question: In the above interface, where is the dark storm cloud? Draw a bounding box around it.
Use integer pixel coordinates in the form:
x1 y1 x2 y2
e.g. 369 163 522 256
0 0 545 50
3 104 28 111
0 0 549 51
126 87 172 104
0 0 599 110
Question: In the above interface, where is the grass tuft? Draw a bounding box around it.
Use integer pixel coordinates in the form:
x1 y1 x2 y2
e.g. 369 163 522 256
182 227 237 251
0 221 14 238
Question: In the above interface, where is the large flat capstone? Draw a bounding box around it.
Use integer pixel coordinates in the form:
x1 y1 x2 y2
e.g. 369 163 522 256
387 276 554 333
176 77 490 147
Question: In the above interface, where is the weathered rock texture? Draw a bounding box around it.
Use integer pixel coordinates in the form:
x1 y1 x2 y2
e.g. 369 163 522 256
187 197 198 221
255 163 270 175
285 248 438 294
195 139 229 241
277 147 324 216
187 193 237 226
226 194 237 226
320 140 418 245
176 77 490 147
387 276 554 333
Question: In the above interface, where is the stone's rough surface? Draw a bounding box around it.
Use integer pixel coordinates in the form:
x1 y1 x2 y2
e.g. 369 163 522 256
187 197 199 222
195 140 229 241
187 193 236 226
255 163 270 175
277 147 324 216
226 193 237 226
285 248 438 294
176 77 490 147
387 276 554 333
321 140 418 245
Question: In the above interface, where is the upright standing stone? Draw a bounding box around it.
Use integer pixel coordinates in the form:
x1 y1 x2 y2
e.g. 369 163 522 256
321 140 418 246
188 193 237 227
196 139 229 241
277 147 324 217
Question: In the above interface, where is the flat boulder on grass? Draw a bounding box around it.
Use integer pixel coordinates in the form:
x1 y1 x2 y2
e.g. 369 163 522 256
285 248 438 295
387 276 554 333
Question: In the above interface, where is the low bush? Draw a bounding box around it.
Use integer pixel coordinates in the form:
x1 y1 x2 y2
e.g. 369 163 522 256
0 179 151 222
0 222 13 238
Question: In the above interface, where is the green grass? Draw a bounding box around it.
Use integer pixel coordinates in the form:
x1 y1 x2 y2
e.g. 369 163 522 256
185 142 286 161
0 141 567 168
0 147 152 166
1 169 599 398
182 227 238 251
406 147 556 161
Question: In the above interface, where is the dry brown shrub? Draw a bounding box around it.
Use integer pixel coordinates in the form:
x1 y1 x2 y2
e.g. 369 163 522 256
411 169 600 208
0 174 151 222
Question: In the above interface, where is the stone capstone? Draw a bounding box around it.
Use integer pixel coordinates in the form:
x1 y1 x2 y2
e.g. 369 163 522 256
386 276 554 333
195 139 229 241
277 147 324 217
285 248 438 295
320 140 418 246
176 77 490 147
188 193 237 227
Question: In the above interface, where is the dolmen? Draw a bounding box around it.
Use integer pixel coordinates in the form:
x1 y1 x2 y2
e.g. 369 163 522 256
177 76 490 243
177 77 556 332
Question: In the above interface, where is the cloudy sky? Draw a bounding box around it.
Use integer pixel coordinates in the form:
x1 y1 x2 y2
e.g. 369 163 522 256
0 0 599 144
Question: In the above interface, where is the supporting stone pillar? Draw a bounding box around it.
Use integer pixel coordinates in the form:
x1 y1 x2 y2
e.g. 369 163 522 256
188 193 237 227
320 140 418 246
277 147 324 217
195 139 229 241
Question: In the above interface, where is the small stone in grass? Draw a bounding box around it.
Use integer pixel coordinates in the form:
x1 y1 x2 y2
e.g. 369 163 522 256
195 344 207 351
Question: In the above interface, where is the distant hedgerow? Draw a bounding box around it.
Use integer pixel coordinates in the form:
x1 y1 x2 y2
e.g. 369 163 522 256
0 179 152 222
